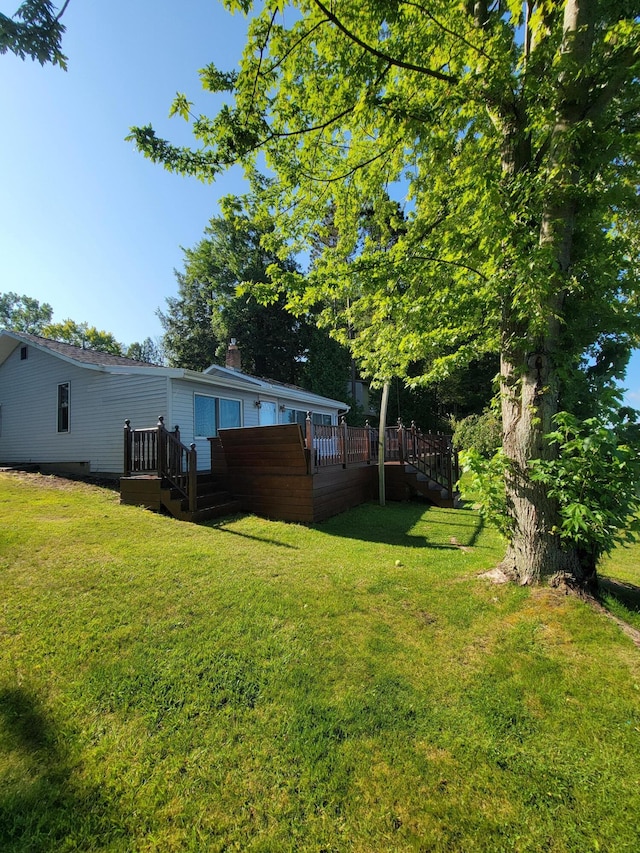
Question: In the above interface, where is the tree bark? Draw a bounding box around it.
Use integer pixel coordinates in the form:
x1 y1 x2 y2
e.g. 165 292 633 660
498 0 596 585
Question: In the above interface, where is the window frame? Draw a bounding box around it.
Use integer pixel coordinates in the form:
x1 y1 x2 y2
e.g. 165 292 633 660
57 382 70 433
194 393 242 438
282 408 334 427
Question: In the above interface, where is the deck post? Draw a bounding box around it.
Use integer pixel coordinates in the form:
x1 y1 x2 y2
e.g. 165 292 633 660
305 412 314 468
188 443 197 513
397 419 405 465
123 419 132 476
340 416 348 468
157 416 166 478
453 445 460 486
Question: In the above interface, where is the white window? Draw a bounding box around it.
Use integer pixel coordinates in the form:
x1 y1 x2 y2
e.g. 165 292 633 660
219 397 242 430
57 382 70 433
282 407 308 426
282 408 333 426
312 412 333 426
194 394 242 437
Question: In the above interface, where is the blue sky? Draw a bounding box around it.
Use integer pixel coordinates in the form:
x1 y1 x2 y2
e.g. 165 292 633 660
1 0 639 407
0 0 249 345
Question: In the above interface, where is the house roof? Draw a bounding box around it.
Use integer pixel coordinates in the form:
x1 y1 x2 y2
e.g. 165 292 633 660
0 329 349 411
0 330 158 368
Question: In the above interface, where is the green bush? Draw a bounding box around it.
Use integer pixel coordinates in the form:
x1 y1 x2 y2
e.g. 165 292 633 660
452 409 502 459
529 411 640 563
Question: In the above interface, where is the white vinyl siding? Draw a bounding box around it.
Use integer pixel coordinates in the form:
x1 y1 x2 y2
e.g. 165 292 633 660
0 344 167 474
0 339 346 475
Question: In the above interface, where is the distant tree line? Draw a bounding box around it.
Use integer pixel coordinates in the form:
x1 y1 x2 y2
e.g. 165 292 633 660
0 291 163 363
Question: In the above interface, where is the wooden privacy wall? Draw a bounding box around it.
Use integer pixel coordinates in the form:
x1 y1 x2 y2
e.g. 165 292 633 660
218 424 376 522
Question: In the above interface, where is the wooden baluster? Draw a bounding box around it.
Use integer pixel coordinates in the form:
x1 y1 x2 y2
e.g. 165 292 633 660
140 431 146 470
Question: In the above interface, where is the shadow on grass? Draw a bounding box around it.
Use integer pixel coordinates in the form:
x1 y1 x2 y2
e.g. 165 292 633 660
599 576 640 612
0 687 122 851
205 522 299 549
315 501 485 550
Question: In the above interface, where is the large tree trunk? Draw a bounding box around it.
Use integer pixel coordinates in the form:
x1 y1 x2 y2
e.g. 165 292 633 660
499 338 582 585
498 0 597 586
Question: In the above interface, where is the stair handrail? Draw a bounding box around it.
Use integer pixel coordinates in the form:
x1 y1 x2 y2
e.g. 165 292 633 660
124 417 197 512
401 422 458 497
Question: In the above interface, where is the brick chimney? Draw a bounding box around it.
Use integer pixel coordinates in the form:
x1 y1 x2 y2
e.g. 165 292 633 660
225 338 241 371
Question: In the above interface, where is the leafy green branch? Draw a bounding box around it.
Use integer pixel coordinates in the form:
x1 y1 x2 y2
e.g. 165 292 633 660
0 0 70 68
529 411 640 562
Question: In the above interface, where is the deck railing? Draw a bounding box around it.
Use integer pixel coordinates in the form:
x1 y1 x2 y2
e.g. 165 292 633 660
303 416 456 481
305 417 376 468
303 417 458 492
394 422 459 495
123 417 197 512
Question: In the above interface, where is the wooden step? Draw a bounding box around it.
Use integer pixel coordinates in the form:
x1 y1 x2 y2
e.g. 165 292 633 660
403 465 457 508
160 485 242 523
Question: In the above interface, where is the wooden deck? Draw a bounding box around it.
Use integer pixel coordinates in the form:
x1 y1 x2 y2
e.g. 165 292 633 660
120 419 458 523
218 424 376 522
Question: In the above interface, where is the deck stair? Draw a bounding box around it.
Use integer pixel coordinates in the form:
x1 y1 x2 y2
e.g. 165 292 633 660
402 464 458 508
159 472 241 522
121 418 241 522
392 422 459 508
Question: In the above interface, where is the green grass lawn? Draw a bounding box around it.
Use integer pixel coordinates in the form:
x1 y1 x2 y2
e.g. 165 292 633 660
1 472 639 852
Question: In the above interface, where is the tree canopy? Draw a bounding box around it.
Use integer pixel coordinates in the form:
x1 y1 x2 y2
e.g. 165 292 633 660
159 199 353 397
39 319 124 356
131 0 640 587
0 1 69 68
0 291 161 362
0 291 53 333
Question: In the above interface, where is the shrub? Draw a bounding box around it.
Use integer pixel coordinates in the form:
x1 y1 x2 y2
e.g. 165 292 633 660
529 410 640 563
452 409 502 459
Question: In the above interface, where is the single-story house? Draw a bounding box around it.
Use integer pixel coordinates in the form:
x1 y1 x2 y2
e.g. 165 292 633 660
0 330 349 478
